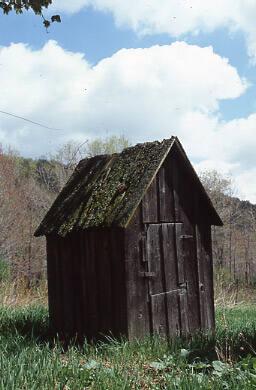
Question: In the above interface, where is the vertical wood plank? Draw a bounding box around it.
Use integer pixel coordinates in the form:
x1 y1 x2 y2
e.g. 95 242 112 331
96 229 113 337
182 232 201 332
150 293 168 337
175 223 185 284
142 177 158 223
79 231 89 338
52 238 63 335
161 223 181 337
158 163 175 222
60 235 75 337
125 209 150 339
86 230 99 340
196 224 206 330
166 291 180 337
110 228 127 337
162 223 178 291
46 236 58 332
72 232 83 339
171 151 201 334
203 225 215 330
147 224 164 295
148 224 167 337
171 157 181 222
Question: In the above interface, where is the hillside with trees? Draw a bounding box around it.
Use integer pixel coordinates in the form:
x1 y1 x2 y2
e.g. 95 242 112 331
0 136 130 287
200 170 256 294
0 137 256 296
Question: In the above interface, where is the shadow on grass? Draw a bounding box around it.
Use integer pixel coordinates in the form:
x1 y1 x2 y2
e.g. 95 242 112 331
0 305 53 343
1 305 256 361
0 305 219 358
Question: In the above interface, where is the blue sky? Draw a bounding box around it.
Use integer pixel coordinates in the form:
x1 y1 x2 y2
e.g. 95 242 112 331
1 1 256 201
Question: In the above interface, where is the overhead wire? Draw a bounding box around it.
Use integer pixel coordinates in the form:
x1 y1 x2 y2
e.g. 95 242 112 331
0 110 65 131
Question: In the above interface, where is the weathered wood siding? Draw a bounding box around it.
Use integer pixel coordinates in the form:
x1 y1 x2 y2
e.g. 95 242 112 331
46 228 127 340
124 209 151 338
125 146 215 339
46 145 215 341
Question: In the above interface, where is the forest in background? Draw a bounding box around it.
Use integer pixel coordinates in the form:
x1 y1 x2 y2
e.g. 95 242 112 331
0 136 256 299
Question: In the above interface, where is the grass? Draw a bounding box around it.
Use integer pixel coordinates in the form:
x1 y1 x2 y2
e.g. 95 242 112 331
1 305 256 389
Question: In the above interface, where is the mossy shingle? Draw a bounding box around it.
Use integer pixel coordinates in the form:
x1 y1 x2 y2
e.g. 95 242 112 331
35 138 175 237
35 137 222 237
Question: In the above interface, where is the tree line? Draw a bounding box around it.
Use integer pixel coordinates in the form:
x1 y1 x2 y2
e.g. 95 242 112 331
0 136 256 289
0 136 130 286
200 170 256 287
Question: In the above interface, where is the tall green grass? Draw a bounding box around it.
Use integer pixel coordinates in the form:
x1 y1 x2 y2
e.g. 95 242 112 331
0 305 256 389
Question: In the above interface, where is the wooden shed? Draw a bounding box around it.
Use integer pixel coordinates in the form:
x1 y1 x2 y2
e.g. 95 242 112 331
35 137 222 340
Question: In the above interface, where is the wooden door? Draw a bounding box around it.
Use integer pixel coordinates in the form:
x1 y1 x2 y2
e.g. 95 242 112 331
143 222 200 338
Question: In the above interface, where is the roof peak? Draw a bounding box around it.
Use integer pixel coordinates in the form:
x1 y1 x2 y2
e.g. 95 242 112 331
34 136 221 237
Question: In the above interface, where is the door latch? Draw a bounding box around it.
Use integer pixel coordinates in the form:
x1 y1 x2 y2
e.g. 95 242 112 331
178 281 188 290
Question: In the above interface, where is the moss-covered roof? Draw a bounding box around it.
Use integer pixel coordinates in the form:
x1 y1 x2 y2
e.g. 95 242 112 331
35 138 176 237
34 137 222 237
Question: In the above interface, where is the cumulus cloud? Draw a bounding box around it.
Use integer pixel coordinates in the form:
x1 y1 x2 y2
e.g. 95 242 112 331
0 40 255 201
53 0 256 62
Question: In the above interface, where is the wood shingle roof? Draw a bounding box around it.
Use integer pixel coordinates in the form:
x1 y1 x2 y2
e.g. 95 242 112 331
35 137 222 237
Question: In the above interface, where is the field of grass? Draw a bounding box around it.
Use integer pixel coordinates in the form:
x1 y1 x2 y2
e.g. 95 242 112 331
1 305 256 389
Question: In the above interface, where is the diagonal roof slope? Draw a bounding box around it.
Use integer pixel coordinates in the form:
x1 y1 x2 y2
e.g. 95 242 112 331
35 137 222 237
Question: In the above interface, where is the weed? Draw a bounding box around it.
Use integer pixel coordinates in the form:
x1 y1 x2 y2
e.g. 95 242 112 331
0 305 256 389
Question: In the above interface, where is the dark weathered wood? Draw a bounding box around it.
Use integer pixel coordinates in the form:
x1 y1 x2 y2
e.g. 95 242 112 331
166 290 180 337
125 210 151 339
183 231 201 332
60 235 75 336
142 178 158 223
46 237 58 332
79 231 89 338
195 224 206 330
174 225 189 335
151 293 168 337
43 140 217 342
207 226 215 330
110 228 127 337
161 223 181 337
146 224 167 337
171 157 181 222
52 238 63 334
71 235 79 336
95 230 111 336
162 223 178 291
202 225 215 330
158 163 175 222
147 224 164 295
86 230 99 339
171 153 200 334
175 223 185 284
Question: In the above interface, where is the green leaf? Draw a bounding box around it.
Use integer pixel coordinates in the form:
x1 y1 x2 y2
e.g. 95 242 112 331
83 359 100 370
43 19 50 28
51 14 61 23
180 349 190 358
149 361 167 370
212 360 228 372
251 357 256 370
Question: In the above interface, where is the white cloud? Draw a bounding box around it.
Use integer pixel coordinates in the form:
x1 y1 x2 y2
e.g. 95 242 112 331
0 40 256 201
235 169 256 203
53 0 256 61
